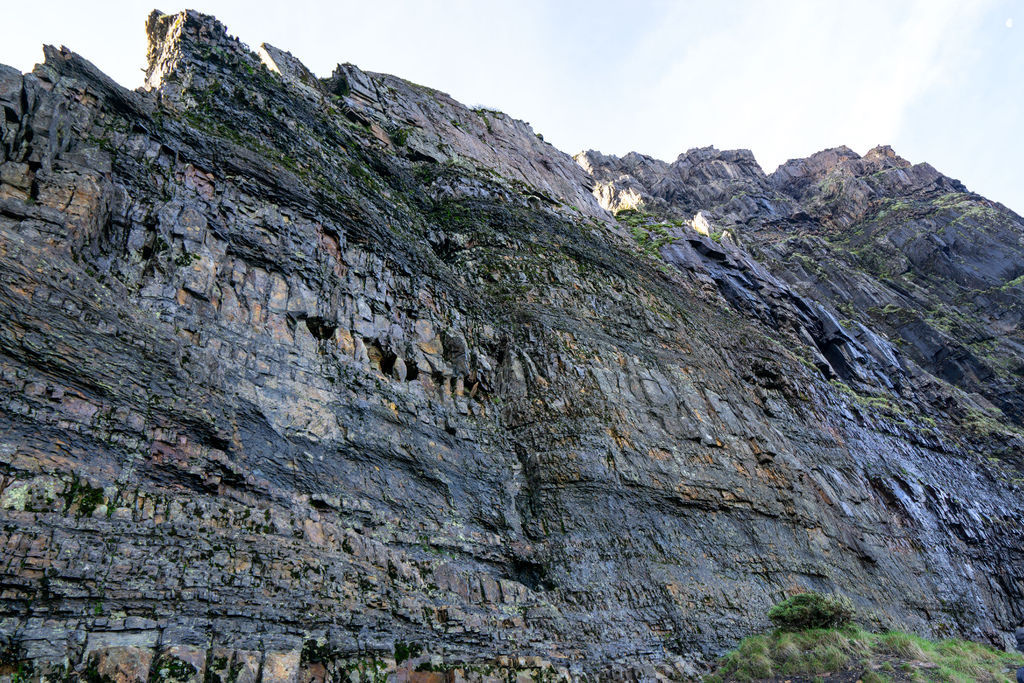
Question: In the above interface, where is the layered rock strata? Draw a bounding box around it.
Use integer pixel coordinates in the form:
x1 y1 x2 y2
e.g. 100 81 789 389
0 10 1021 681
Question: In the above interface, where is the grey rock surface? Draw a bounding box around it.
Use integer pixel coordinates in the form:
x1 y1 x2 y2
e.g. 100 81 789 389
0 9 1021 681
582 144 1024 430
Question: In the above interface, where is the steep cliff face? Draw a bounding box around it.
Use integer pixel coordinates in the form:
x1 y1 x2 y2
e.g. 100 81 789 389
0 10 1022 681
580 143 1024 436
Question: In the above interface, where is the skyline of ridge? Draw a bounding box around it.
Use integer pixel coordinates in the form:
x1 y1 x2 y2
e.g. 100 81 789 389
1 1 1021 214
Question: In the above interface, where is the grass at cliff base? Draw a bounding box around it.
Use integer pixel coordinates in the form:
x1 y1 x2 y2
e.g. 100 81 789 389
705 625 1024 682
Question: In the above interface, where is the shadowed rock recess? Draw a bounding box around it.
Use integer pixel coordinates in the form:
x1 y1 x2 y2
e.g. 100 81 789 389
0 9 1022 681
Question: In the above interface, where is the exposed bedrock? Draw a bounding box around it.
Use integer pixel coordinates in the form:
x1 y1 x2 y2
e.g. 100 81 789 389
0 9 1021 681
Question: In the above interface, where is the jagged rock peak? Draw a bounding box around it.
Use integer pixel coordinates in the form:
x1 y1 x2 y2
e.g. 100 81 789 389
769 145 862 186
577 145 765 183
577 145 793 223
768 144 914 194
145 10 233 91
257 43 322 95
766 144 968 228
139 9 609 221
673 145 765 176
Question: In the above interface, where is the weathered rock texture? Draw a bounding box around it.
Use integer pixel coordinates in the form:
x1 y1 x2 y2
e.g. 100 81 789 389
0 9 1022 681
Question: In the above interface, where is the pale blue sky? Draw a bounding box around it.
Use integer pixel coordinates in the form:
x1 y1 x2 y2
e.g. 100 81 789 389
2 1 1021 212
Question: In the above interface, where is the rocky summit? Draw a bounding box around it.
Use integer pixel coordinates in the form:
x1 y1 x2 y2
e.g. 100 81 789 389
0 9 1022 682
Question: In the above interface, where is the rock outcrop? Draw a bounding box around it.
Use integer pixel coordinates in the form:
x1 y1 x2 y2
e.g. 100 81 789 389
583 144 1024 433
0 10 1021 681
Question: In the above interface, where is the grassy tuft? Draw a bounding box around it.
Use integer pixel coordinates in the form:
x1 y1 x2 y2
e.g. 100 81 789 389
707 626 1023 682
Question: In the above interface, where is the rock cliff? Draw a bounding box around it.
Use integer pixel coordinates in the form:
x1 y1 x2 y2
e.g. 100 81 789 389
0 10 1021 681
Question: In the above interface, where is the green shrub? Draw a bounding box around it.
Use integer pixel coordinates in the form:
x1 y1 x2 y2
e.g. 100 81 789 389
768 592 855 631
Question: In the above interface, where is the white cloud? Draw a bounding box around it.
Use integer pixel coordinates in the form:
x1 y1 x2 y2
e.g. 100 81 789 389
588 0 993 171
